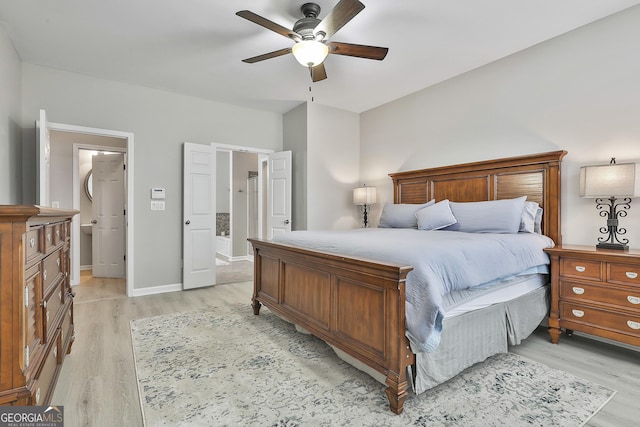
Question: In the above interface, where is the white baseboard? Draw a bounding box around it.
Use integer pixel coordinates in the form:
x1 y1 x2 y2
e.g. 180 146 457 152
131 283 183 297
80 265 93 271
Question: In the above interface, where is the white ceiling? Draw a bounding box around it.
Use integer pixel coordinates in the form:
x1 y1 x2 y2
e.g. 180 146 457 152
1 0 639 114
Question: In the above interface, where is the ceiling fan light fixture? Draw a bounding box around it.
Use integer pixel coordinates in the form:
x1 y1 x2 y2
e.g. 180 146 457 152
292 40 329 67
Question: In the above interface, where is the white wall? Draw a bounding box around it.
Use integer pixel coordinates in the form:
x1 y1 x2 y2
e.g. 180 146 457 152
20 63 283 290
307 103 360 230
0 25 22 204
361 6 640 247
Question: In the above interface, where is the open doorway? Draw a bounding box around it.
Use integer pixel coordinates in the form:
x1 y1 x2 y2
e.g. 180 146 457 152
214 145 269 285
40 116 135 297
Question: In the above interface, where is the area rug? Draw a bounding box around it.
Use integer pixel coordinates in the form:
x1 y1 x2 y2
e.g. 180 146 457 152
130 305 615 427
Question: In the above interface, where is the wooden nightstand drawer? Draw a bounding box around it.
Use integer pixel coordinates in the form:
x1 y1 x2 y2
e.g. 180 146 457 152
560 302 640 338
560 258 602 281
608 263 640 286
560 280 640 312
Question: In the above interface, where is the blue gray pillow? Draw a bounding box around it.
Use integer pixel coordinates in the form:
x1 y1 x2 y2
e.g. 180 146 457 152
445 196 527 234
416 200 457 231
378 200 435 228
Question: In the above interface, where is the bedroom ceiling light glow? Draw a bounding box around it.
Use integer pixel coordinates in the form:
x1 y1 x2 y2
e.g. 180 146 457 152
292 40 329 67
580 158 636 250
353 185 376 228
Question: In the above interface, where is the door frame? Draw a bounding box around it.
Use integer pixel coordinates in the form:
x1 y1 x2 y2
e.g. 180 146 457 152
211 143 271 260
47 122 135 296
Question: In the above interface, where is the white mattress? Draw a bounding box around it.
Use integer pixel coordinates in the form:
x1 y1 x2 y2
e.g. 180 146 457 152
442 273 548 319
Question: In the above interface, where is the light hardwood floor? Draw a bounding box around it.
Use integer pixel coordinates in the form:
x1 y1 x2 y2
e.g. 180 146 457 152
52 272 639 427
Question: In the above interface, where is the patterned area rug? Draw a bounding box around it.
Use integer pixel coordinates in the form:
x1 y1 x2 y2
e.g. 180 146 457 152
131 305 615 427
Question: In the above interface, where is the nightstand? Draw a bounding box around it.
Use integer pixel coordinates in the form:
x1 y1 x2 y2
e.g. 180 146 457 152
544 245 640 347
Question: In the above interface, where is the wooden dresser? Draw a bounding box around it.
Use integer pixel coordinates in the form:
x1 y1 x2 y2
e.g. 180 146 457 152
545 244 640 347
0 205 78 406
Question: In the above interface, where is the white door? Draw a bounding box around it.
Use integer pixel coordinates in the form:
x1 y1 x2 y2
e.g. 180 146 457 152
267 151 292 239
91 153 126 278
36 109 51 206
183 143 216 290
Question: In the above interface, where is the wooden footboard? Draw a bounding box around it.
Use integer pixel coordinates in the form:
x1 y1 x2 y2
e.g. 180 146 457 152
249 238 415 414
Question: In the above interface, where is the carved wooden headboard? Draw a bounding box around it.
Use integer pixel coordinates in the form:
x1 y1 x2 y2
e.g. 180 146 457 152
389 150 568 244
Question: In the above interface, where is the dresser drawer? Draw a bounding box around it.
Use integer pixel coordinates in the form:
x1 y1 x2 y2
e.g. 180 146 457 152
560 280 640 312
60 302 74 354
24 264 43 370
560 258 602 281
42 248 63 296
31 331 61 406
43 224 58 253
560 302 640 338
608 263 640 287
42 283 64 343
25 228 43 266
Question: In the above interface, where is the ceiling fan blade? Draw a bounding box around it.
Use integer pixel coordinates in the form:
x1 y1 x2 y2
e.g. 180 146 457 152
236 10 301 42
241 48 292 64
328 42 388 60
314 0 365 40
310 63 327 82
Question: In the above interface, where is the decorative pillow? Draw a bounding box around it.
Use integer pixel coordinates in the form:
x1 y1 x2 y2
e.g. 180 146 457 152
378 200 435 228
416 200 457 231
445 196 527 234
534 207 543 234
519 201 540 233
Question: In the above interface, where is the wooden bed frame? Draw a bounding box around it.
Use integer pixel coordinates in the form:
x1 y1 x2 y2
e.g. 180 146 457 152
249 150 567 414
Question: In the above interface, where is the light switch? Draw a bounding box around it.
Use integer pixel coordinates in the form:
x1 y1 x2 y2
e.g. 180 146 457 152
151 201 165 211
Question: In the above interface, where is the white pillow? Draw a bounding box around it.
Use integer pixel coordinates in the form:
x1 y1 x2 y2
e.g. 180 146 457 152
378 200 435 229
416 200 457 231
445 196 527 234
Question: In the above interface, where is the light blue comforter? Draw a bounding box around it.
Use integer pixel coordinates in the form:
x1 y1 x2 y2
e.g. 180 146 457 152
272 228 554 352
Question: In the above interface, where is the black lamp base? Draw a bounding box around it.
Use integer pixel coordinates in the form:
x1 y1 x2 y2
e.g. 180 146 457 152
596 242 628 251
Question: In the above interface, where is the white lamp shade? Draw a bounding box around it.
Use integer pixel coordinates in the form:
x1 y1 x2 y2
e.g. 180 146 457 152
292 40 329 67
579 162 636 198
353 186 376 205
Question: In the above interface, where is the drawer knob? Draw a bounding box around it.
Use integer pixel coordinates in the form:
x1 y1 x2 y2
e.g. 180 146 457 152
575 266 586 273
43 270 47 280
571 309 585 318
57 258 60 267
53 347 57 359
626 271 638 279
29 237 35 248
47 233 52 242
628 296 640 305
47 309 50 322
628 321 640 330
572 287 585 295
35 387 41 405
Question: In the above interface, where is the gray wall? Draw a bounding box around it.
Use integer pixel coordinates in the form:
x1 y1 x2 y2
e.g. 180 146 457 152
19 63 283 290
231 151 258 257
0 25 22 204
307 103 360 230
283 102 361 231
360 5 640 247
283 103 307 231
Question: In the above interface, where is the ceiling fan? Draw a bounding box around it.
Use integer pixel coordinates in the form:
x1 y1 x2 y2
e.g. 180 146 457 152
236 0 389 82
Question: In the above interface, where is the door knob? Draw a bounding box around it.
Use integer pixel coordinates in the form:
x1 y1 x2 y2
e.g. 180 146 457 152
185 220 191 225
284 219 290 225
91 220 97 224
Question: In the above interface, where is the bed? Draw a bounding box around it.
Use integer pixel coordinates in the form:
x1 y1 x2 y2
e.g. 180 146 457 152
248 150 567 414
